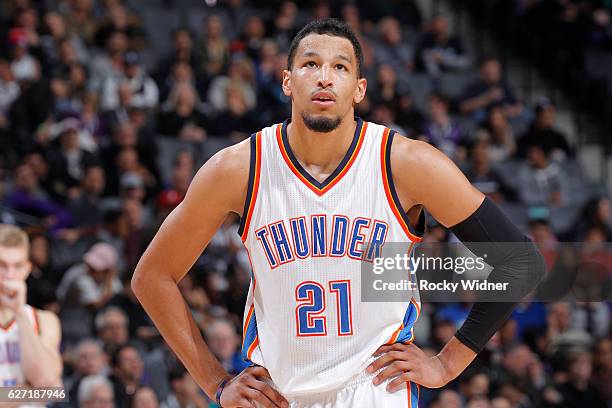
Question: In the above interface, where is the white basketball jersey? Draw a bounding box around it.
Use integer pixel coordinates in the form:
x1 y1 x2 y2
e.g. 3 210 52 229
0 305 39 386
238 118 424 396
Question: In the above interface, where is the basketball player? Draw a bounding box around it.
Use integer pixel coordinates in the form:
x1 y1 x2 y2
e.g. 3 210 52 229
133 19 544 408
0 224 62 393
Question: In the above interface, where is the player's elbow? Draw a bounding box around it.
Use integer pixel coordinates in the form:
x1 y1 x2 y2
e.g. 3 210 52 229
131 266 147 301
131 261 168 303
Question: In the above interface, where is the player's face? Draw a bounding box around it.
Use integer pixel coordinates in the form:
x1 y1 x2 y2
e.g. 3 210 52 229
283 34 367 132
0 245 31 281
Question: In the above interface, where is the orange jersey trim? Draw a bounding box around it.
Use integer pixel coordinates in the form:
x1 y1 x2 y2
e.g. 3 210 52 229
380 129 423 243
240 132 262 242
276 121 367 196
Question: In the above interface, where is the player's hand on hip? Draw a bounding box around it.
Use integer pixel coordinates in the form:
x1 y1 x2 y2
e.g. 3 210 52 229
220 366 289 408
367 342 449 391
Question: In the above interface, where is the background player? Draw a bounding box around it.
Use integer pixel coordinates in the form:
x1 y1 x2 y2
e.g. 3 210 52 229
132 19 544 408
0 224 62 395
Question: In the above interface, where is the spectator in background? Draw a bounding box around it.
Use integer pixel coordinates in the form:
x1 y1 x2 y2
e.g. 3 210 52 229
46 119 99 198
158 82 209 141
132 386 160 408
68 164 106 228
546 302 592 353
78 374 115 408
212 84 258 141
7 27 40 83
517 144 568 206
67 339 110 403
239 15 267 61
200 14 230 79
569 196 612 241
158 61 195 104
112 149 156 200
25 233 58 311
57 242 121 342
493 343 552 406
121 197 151 269
370 64 399 105
460 58 523 121
374 17 414 74
0 58 19 131
255 45 289 126
156 154 192 221
162 365 209 408
100 51 158 112
394 92 425 138
41 11 89 69
480 104 516 162
422 93 464 160
459 371 490 403
219 0 256 39
431 389 462 408
203 318 250 375
268 1 300 51
517 99 572 161
96 307 130 355
93 3 146 51
109 343 149 408
592 338 612 403
66 63 92 110
107 274 157 342
558 351 607 407
5 163 73 231
102 121 158 197
415 14 470 77
63 0 97 46
464 138 516 203
207 56 256 114
154 28 202 90
89 30 128 92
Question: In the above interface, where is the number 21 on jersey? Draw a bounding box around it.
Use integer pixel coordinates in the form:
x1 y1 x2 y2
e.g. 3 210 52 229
295 280 353 336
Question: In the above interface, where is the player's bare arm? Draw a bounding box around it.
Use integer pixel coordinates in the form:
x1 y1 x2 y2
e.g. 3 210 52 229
367 137 545 390
131 140 289 408
0 280 62 387
20 309 62 387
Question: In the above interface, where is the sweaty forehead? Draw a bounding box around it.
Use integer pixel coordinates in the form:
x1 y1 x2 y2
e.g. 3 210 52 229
296 34 356 63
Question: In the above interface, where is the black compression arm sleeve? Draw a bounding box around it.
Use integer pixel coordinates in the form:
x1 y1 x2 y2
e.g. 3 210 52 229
450 198 546 353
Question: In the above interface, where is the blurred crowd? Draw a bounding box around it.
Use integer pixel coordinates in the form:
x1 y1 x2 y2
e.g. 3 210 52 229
461 0 612 146
0 0 610 407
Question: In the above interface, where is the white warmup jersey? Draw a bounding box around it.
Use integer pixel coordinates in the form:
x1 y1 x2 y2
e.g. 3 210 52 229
238 118 423 399
0 305 39 387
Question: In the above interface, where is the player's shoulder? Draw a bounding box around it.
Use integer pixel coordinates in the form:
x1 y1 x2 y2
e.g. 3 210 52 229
188 135 256 214
388 132 442 170
207 137 252 174
32 308 61 338
33 308 60 327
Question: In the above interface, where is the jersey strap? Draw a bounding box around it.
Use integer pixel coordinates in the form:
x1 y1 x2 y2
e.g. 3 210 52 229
238 131 263 242
380 128 425 243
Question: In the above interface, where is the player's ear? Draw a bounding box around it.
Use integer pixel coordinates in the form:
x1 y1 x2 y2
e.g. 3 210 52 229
282 70 292 97
354 77 367 104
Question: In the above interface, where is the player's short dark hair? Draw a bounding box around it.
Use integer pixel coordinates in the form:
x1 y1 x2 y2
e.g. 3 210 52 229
287 18 363 78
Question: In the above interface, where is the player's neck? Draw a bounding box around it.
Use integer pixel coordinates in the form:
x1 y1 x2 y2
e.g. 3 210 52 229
0 308 15 325
286 114 357 172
